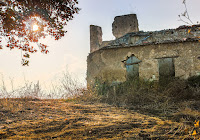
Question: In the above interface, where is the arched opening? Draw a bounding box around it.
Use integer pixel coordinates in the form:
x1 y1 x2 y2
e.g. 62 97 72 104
123 54 141 80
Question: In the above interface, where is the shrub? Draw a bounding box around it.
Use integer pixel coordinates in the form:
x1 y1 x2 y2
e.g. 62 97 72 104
187 75 200 87
87 76 200 119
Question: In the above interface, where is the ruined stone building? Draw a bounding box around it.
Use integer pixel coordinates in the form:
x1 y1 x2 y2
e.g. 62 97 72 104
87 14 200 85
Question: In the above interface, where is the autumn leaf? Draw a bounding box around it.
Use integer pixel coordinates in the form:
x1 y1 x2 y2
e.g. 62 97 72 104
23 53 30 58
188 29 191 34
194 121 199 128
192 130 197 136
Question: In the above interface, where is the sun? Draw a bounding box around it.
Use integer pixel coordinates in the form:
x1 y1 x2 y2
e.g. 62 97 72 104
32 24 39 31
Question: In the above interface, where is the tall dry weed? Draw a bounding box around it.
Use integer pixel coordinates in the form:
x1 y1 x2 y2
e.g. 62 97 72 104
86 77 200 120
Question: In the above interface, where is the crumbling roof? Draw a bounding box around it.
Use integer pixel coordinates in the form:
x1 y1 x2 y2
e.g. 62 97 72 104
99 24 200 50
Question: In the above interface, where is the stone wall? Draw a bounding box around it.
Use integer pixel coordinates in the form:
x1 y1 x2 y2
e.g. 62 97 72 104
112 14 139 39
87 41 200 85
106 25 200 48
87 14 200 86
90 25 102 53
89 14 139 53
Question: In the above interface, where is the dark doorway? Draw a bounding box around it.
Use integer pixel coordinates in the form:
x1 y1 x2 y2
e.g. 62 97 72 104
158 58 175 81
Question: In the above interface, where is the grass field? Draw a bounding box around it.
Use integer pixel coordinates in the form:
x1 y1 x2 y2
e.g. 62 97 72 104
0 75 200 139
0 98 197 139
0 98 199 139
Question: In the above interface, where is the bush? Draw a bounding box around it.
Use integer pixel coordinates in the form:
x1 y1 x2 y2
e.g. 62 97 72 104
187 75 200 87
87 76 200 119
162 78 190 101
93 78 158 106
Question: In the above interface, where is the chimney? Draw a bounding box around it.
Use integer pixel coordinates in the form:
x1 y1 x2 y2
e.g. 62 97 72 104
90 25 102 53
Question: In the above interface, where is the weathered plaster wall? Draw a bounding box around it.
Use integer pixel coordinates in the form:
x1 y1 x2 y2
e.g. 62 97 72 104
87 14 200 86
87 41 200 85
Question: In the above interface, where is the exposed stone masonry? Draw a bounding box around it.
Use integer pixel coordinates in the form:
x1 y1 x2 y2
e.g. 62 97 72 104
87 14 200 85
103 25 200 49
90 25 102 53
112 14 139 39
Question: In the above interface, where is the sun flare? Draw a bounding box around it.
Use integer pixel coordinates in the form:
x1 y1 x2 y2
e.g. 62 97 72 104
32 24 39 31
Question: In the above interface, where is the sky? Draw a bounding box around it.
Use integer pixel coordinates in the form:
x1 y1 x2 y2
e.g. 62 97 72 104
0 0 200 93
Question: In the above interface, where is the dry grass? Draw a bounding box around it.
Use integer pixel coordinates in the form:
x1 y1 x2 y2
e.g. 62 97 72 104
0 97 40 114
0 73 200 139
89 77 200 118
0 98 198 139
77 76 200 139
